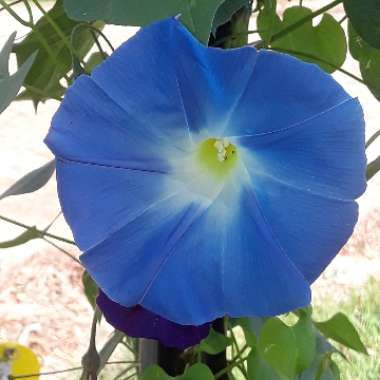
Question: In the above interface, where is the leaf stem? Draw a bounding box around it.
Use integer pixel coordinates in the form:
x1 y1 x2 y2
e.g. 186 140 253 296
214 345 250 380
0 214 75 245
366 129 380 149
42 237 81 264
0 0 23 14
0 0 32 26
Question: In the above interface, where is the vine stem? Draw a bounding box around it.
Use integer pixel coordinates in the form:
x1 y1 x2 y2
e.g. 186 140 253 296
366 129 380 149
256 0 343 48
0 0 31 26
0 214 75 245
0 0 23 14
42 237 81 264
214 345 250 380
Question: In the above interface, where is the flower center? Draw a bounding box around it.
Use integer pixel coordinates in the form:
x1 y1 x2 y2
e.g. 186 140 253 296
197 138 238 179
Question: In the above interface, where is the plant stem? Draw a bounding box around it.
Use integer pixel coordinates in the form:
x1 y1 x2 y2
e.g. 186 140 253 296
256 0 343 48
0 0 23 13
0 0 32 26
0 214 75 245
214 346 250 380
42 237 81 264
366 130 380 149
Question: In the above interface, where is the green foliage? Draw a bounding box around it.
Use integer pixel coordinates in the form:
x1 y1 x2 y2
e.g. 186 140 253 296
258 3 347 73
344 0 380 49
349 23 380 101
63 0 225 44
0 227 41 248
0 32 36 113
13 0 97 107
247 348 285 380
315 312 368 354
82 270 99 311
366 156 380 181
0 160 55 200
258 317 298 379
292 310 316 373
212 0 249 35
141 363 214 380
198 327 232 355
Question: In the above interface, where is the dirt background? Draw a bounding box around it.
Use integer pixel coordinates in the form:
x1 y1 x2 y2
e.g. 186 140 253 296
0 0 379 375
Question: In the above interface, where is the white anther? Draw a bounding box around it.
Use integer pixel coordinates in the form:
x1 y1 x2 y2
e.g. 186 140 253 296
223 138 230 148
214 140 224 152
217 152 226 162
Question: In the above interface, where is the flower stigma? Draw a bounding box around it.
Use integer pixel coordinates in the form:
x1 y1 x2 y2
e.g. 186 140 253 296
197 138 238 179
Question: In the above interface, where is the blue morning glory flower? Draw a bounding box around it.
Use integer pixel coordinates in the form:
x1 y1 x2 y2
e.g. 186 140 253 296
45 18 366 326
97 291 210 349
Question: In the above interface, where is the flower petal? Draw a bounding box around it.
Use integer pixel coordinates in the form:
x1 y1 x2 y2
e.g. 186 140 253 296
224 49 351 136
46 75 181 172
55 160 188 250
232 97 367 200
232 99 366 282
90 18 258 139
97 291 210 349
82 182 310 325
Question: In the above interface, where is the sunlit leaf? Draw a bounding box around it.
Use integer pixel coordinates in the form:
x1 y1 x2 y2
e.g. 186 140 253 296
258 317 297 379
247 348 285 380
258 4 347 73
141 365 170 380
293 311 316 373
179 363 214 380
199 327 232 355
0 160 55 200
315 312 368 354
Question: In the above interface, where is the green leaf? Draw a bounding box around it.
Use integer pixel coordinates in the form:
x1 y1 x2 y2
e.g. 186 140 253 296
0 160 55 200
0 227 41 248
82 271 99 311
211 0 249 35
315 312 368 354
141 365 170 380
299 332 337 380
258 5 347 73
247 348 285 380
292 312 316 373
198 327 232 355
258 317 297 379
13 0 97 106
0 33 36 113
367 156 380 181
348 23 380 101
85 52 106 72
343 0 380 50
317 357 340 380
178 363 214 380
63 0 225 44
